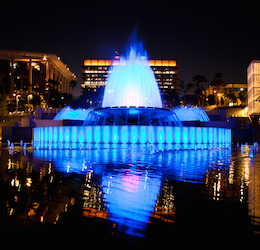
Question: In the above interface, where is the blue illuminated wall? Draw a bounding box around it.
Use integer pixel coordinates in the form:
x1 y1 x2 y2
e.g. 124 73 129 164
33 125 231 149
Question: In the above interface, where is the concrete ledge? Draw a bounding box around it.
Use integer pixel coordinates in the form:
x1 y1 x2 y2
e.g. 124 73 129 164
33 119 63 127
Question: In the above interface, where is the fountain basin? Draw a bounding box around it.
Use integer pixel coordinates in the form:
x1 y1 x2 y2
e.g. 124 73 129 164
33 125 231 149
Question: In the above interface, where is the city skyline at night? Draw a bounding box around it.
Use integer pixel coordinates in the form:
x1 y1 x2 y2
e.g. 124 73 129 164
1 1 259 97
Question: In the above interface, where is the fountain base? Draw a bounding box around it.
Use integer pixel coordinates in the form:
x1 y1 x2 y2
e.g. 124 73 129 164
33 125 231 149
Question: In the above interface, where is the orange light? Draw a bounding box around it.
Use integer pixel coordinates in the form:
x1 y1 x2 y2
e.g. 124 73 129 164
148 60 177 67
84 59 114 66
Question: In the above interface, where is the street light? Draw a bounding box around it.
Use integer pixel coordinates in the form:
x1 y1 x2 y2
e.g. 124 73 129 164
13 93 21 112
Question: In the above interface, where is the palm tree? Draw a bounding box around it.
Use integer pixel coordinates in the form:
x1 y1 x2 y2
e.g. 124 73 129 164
192 75 208 106
187 82 194 101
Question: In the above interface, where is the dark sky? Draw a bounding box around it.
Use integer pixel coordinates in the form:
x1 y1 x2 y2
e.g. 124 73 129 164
1 0 260 96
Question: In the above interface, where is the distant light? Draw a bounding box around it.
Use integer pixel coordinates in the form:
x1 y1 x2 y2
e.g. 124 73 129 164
229 103 234 107
240 88 243 91
43 55 47 61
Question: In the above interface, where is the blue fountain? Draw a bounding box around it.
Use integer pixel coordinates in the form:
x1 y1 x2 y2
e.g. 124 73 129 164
33 45 231 149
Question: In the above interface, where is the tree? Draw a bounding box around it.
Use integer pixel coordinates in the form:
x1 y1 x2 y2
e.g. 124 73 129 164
192 75 208 106
178 79 186 103
224 90 237 105
0 95 9 121
238 89 247 106
211 73 226 107
69 80 77 99
186 82 194 100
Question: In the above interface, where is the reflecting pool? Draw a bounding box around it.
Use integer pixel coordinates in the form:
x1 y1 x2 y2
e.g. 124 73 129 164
0 145 260 244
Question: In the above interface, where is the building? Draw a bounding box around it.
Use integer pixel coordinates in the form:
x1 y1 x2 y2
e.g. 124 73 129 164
0 49 77 100
205 82 247 107
81 57 178 108
248 60 260 116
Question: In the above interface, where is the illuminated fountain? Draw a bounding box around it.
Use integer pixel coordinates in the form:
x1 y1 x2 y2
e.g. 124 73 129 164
33 45 231 149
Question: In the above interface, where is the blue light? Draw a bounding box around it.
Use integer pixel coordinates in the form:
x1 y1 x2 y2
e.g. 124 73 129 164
131 126 137 143
218 128 222 144
209 127 213 144
59 127 63 142
122 127 128 143
49 127 52 141
203 127 207 144
196 127 202 143
94 128 100 143
53 127 58 142
183 127 188 143
112 127 118 143
72 127 77 142
166 128 173 143
148 127 154 143
87 128 92 143
158 128 164 143
140 126 146 143
104 127 109 143
190 127 195 144
65 128 70 142
214 128 217 144
175 127 180 143
44 127 48 142
79 127 84 143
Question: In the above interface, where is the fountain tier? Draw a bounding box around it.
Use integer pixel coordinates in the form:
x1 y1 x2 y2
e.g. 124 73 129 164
102 46 162 108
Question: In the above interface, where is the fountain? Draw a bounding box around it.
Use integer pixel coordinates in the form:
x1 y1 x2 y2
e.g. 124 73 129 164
33 44 231 149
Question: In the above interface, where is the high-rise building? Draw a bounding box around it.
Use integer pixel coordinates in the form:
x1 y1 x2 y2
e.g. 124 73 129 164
81 57 178 108
248 60 260 116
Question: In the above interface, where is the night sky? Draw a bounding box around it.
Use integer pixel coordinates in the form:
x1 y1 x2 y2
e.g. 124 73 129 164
1 0 260 96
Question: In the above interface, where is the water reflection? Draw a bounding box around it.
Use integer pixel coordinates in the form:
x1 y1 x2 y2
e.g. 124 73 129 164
1 146 260 237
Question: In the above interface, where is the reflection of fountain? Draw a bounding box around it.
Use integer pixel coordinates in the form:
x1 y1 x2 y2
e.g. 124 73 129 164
33 147 232 236
102 168 161 237
33 43 231 149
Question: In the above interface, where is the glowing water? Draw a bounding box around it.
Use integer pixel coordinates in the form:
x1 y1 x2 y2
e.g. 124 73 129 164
173 105 210 122
102 46 162 108
54 106 91 121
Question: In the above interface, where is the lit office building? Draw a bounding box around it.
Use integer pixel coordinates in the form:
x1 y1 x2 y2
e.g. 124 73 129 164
0 49 76 97
82 57 178 108
248 60 260 116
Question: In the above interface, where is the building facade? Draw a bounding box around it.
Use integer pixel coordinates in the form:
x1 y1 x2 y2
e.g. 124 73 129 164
248 60 260 116
0 49 76 101
82 57 178 108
